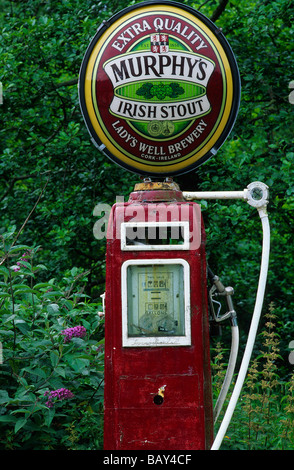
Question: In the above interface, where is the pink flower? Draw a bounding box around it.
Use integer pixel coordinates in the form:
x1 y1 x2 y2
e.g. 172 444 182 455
61 325 87 343
13 251 31 271
44 388 74 408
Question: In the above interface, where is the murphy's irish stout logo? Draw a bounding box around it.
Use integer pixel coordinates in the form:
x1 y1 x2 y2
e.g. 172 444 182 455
79 1 240 176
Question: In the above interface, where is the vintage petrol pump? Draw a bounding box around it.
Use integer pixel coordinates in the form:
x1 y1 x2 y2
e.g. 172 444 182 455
79 1 270 450
103 180 213 449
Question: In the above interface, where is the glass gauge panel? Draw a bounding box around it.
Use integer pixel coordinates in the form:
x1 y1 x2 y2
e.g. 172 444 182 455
127 264 185 337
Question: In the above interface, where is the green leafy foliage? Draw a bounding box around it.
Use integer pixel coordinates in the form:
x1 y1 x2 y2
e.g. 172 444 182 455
0 0 139 298
0 232 104 449
179 0 294 349
212 305 294 450
1 0 294 449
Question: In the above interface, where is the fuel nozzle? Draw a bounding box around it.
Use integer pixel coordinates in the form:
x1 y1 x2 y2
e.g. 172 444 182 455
208 267 237 326
211 274 226 294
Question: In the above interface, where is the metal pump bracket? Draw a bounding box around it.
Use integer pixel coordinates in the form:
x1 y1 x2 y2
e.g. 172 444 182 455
182 181 269 211
246 182 269 210
209 275 237 326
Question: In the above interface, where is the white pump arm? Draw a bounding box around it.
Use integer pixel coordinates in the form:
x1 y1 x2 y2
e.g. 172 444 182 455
183 189 248 200
183 181 269 206
183 182 270 450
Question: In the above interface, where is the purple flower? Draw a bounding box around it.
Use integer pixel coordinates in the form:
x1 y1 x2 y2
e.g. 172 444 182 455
44 388 74 408
13 251 31 271
61 325 87 343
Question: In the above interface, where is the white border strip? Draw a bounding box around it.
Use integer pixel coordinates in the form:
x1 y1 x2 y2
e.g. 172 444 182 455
121 221 190 251
121 258 191 347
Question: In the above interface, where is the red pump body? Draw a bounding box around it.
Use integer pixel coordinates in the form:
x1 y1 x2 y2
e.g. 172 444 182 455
103 183 213 450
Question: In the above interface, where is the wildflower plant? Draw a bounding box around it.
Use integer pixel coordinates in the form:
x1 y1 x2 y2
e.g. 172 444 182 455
279 372 294 449
211 341 227 400
61 325 87 343
0 231 105 449
44 388 74 408
212 303 294 450
12 251 32 272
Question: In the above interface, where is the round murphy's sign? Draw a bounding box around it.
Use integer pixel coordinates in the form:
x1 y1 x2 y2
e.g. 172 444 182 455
79 1 240 176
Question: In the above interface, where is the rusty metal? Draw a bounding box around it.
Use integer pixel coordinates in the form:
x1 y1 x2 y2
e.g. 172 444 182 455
134 180 181 192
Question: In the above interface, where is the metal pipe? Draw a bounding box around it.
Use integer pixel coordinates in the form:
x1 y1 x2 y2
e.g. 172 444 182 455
183 181 269 207
183 190 248 200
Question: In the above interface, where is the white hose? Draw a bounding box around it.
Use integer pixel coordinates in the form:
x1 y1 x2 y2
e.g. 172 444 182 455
213 324 239 424
211 208 270 449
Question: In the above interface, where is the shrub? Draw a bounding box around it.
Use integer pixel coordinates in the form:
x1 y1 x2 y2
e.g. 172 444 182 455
0 230 105 449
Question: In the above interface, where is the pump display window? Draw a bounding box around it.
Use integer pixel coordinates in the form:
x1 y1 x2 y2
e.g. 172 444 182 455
122 259 191 347
127 263 185 337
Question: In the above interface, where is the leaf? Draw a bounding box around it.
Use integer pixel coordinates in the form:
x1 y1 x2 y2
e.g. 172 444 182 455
35 264 47 270
0 291 10 298
0 390 10 404
71 266 78 276
0 415 17 423
47 303 59 314
50 350 59 367
14 417 27 433
20 367 44 380
55 366 66 377
7 245 31 254
34 282 55 290
43 290 63 298
0 266 10 279
32 368 47 379
14 284 35 295
4 314 16 323
15 321 30 335
44 407 55 427
0 227 16 240
68 357 89 373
